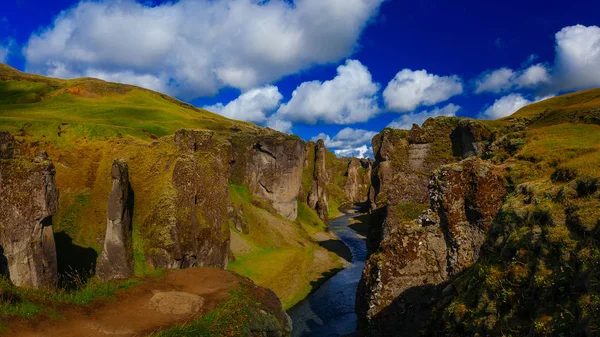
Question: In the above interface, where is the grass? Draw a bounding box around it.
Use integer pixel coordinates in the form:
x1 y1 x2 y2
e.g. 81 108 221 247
151 282 287 337
0 276 139 331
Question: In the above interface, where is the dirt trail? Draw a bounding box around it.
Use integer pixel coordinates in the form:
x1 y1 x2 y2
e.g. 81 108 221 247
5 268 239 337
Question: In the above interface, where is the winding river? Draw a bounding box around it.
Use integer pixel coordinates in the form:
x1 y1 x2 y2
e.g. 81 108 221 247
289 210 367 337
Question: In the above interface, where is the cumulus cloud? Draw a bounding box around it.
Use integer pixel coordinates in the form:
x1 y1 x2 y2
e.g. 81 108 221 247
276 60 380 124
266 118 293 134
23 0 384 99
0 45 8 63
334 145 373 159
474 25 600 94
311 127 377 158
479 94 531 119
203 85 282 123
383 69 463 112
474 64 550 94
0 39 13 63
553 24 600 91
388 103 461 130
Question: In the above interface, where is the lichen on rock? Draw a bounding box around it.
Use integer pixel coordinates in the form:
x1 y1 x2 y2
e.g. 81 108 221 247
0 131 59 289
97 159 134 281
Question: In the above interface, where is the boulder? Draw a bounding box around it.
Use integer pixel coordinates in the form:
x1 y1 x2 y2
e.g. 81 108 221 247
148 291 204 315
96 159 134 281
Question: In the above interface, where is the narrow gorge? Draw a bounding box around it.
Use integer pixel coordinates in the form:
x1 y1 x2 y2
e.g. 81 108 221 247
1 63 600 336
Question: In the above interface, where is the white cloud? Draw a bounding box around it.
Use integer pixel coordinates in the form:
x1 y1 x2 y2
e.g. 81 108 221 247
474 68 515 94
334 145 373 159
0 39 13 63
474 64 550 94
388 103 461 130
0 45 8 63
311 127 377 158
383 69 463 112
517 64 551 88
553 25 600 91
479 93 531 120
266 117 293 134
203 85 282 123
474 25 600 94
312 127 378 149
23 0 384 99
277 59 380 124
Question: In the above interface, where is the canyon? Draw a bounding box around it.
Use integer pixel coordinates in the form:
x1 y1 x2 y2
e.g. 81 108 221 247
1 63 600 336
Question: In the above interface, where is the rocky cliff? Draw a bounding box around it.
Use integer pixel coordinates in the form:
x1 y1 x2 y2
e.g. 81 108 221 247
357 158 506 335
307 139 330 221
345 158 372 204
358 89 600 336
0 132 59 289
302 140 371 221
142 129 232 269
230 133 305 221
96 159 134 281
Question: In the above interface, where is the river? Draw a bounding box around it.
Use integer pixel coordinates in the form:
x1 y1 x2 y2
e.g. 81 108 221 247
288 209 367 337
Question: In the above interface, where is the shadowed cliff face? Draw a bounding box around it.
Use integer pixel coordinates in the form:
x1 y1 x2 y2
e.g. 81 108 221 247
357 118 500 336
357 158 506 336
0 132 59 289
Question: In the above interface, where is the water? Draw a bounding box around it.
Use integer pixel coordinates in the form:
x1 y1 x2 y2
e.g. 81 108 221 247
289 210 367 337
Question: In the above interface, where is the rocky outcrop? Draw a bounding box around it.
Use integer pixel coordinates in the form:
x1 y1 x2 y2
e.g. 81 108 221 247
142 129 231 270
0 132 59 289
357 158 506 336
96 159 134 281
308 139 329 222
230 133 305 220
344 158 372 203
366 118 493 254
229 204 249 234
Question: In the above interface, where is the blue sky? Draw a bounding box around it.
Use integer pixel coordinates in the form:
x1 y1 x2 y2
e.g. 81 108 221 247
2 0 600 157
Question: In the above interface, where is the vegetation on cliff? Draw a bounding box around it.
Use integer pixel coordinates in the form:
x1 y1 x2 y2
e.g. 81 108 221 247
358 88 600 336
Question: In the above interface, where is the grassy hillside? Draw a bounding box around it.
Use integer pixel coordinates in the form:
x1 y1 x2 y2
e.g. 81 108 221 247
0 64 340 312
0 63 266 141
425 89 600 335
227 185 341 309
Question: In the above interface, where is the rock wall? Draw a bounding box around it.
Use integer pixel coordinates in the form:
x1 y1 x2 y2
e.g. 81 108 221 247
366 118 492 254
307 139 330 221
230 133 305 220
96 159 134 281
344 158 372 203
357 118 504 337
0 132 59 289
142 129 231 269
357 158 506 335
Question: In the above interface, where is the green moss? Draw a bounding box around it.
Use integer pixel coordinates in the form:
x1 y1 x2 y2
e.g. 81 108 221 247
297 201 326 230
151 282 286 337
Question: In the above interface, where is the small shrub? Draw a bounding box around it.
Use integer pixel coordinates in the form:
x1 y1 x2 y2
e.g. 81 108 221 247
551 167 577 182
576 177 599 197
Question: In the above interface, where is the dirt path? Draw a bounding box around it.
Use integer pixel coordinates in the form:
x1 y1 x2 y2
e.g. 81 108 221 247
5 268 240 337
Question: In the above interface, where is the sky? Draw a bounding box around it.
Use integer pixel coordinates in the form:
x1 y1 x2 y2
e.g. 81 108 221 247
2 0 600 158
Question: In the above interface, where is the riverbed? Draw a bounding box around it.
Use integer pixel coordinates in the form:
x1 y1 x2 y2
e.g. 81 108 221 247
289 210 367 337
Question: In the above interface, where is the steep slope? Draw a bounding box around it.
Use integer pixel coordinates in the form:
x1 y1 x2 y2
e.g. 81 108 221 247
0 65 344 314
357 89 600 336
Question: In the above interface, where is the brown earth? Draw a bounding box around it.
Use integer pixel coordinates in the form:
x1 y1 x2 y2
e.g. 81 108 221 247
4 268 241 337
